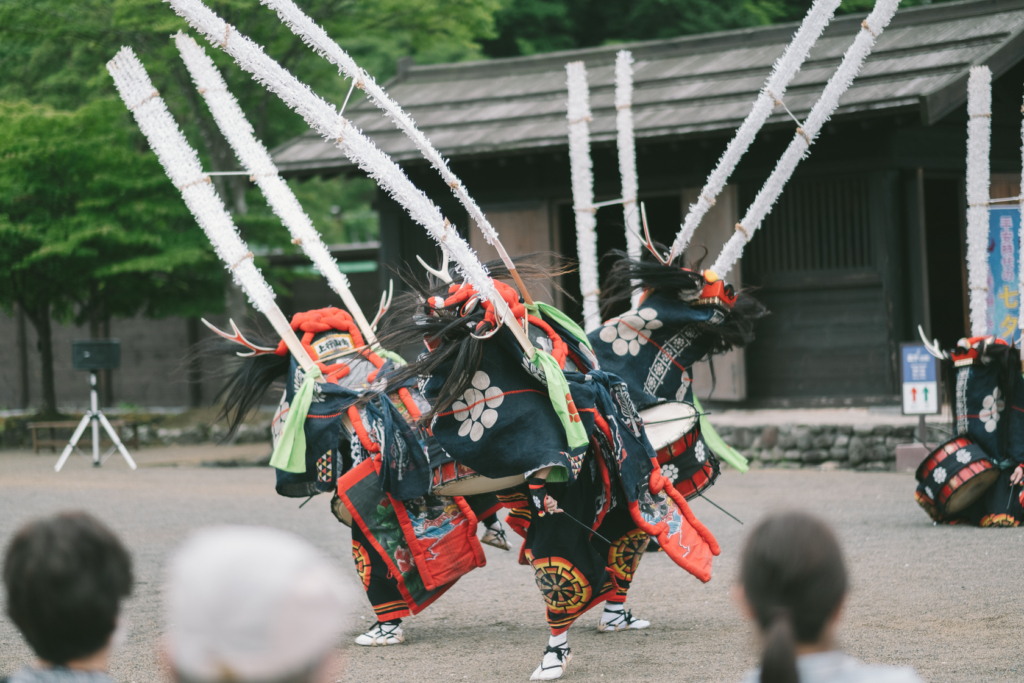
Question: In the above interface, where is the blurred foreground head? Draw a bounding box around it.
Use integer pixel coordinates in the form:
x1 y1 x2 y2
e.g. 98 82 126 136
166 527 354 683
739 511 848 683
3 511 133 667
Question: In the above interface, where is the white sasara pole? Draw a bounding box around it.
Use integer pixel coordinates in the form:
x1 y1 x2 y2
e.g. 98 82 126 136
1018 88 1024 341
668 0 841 263
966 65 992 337
614 50 642 309
107 47 316 372
174 32 378 345
166 0 533 354
566 61 600 332
711 0 901 277
260 0 534 303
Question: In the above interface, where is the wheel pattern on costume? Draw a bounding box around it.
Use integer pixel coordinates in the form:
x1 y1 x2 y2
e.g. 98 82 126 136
352 540 372 590
607 529 649 582
979 513 1020 527
531 557 592 615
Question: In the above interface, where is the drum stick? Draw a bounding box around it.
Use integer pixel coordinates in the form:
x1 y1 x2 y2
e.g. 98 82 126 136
642 412 711 426
697 492 744 525
557 509 613 545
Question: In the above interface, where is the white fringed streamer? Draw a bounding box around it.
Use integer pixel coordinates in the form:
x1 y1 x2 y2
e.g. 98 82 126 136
1019 89 1024 335
567 61 600 332
711 0 900 277
966 65 992 337
106 47 315 371
615 50 642 309
669 0 841 262
174 32 378 345
261 0 523 287
165 0 507 327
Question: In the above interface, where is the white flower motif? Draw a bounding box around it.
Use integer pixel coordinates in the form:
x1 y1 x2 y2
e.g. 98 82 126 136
451 371 504 442
598 307 663 357
661 462 679 481
955 448 972 464
933 466 947 484
694 440 706 463
980 388 1004 433
924 486 934 499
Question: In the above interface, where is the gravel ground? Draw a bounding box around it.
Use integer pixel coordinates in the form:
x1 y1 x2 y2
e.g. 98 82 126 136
0 448 1021 682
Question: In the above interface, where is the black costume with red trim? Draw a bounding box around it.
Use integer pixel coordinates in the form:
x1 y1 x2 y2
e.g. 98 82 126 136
420 282 720 634
267 307 493 622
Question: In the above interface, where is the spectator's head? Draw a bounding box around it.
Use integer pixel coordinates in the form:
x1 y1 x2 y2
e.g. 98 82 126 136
738 511 848 683
165 526 353 683
3 512 133 667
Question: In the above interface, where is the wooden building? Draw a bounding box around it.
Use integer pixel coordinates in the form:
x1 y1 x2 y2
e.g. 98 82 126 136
272 0 1024 406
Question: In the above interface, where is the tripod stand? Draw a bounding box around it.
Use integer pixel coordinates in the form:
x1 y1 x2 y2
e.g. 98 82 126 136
54 372 137 472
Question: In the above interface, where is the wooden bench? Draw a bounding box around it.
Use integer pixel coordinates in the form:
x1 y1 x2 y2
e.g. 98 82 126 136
28 420 139 454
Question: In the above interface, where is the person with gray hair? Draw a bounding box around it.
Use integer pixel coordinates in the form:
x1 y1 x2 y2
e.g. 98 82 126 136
164 526 355 683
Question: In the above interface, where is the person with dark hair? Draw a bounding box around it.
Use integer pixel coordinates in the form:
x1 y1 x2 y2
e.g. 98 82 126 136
736 512 922 683
2 512 133 683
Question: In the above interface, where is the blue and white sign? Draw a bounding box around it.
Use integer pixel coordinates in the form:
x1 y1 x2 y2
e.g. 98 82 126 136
901 343 938 415
986 207 1021 345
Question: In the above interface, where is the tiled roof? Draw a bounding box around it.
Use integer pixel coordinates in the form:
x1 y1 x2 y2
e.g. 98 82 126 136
272 0 1024 174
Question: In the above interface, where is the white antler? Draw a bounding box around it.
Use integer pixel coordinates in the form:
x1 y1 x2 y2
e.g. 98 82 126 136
175 32 379 345
917 325 948 360
201 318 278 356
370 279 394 331
669 0 841 262
107 47 316 372
711 0 901 277
639 202 671 266
416 252 453 283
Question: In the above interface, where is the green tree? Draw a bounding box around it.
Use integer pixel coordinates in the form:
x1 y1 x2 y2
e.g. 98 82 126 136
0 0 504 412
481 0 955 57
0 99 222 416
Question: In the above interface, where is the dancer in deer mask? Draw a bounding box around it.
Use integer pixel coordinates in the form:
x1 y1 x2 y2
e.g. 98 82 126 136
379 257 721 681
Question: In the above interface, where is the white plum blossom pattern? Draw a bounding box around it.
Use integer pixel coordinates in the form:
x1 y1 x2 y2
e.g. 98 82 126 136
932 466 947 484
694 440 706 463
452 371 504 442
924 485 934 499
955 448 972 464
980 388 1003 433
598 308 663 356
661 462 679 481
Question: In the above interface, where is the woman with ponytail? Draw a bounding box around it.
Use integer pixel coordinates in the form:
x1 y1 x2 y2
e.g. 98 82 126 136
737 512 923 683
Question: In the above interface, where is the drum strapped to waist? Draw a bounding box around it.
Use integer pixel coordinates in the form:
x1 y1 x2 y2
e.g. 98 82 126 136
430 460 525 496
640 401 719 500
915 436 998 517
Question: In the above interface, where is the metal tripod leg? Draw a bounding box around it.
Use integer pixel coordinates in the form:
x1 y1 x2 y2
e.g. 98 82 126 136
97 412 137 470
54 413 93 472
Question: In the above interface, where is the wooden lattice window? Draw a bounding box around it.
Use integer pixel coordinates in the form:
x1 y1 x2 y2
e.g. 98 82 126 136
744 175 874 277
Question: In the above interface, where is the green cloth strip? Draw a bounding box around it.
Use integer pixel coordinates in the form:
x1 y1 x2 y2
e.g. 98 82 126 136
694 396 749 473
526 302 593 351
532 348 589 450
270 364 322 474
376 348 406 366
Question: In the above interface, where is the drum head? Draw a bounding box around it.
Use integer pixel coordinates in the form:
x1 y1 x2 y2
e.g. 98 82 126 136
944 468 1000 515
639 402 698 451
433 473 526 497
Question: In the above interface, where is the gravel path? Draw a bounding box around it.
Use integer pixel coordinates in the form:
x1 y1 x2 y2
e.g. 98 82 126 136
0 449 1021 682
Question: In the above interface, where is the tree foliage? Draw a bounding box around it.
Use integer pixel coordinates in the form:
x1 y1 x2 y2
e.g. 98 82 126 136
482 0 954 57
0 0 504 412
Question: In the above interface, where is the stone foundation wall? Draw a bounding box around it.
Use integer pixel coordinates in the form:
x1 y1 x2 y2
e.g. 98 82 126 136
715 423 950 471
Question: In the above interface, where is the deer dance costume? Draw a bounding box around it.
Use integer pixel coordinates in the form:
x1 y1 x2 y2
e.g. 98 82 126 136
380 274 721 680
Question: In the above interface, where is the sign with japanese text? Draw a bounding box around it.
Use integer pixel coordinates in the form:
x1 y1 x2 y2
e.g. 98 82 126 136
986 207 1021 345
901 343 939 415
